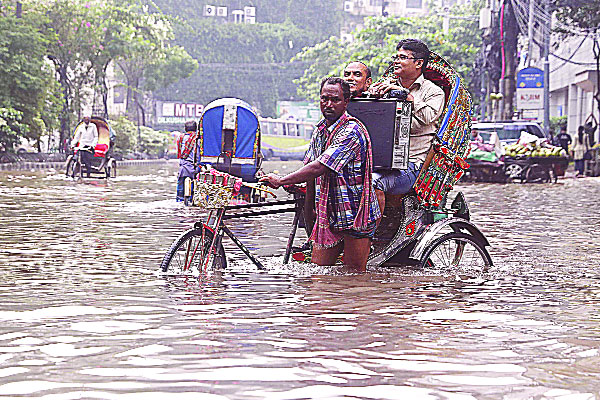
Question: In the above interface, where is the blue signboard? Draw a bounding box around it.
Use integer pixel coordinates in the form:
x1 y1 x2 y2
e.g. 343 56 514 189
517 67 544 88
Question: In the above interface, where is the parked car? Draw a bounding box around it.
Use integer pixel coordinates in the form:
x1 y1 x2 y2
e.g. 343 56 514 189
472 121 550 145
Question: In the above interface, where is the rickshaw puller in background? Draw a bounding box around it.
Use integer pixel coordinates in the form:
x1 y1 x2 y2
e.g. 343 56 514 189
259 77 380 271
176 120 199 202
368 39 445 215
70 116 98 178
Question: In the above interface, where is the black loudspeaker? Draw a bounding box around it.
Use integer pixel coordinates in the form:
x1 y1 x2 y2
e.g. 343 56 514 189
347 99 412 169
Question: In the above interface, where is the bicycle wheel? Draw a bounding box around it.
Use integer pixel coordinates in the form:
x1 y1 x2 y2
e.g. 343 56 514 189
419 232 492 273
160 226 227 275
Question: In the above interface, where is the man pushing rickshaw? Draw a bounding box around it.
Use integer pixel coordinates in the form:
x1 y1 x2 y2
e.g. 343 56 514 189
161 38 493 276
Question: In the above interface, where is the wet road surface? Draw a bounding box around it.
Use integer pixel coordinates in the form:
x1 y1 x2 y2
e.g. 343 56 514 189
0 161 599 399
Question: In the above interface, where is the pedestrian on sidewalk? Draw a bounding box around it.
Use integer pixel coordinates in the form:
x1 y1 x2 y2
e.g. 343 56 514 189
572 125 591 177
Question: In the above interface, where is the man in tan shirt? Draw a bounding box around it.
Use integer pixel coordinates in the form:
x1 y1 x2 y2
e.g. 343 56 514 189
369 39 445 213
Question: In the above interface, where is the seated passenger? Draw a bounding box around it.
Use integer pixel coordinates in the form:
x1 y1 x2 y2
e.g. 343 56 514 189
343 61 372 98
368 39 445 214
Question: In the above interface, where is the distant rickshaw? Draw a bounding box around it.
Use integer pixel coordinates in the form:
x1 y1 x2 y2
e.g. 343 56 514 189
65 116 116 179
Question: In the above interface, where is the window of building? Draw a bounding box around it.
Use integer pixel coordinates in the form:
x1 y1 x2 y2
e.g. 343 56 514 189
406 0 422 8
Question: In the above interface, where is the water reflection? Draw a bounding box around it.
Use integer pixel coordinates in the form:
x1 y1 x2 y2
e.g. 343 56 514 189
0 163 599 398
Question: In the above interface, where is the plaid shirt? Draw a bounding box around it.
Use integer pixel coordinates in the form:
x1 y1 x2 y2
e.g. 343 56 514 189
304 113 381 231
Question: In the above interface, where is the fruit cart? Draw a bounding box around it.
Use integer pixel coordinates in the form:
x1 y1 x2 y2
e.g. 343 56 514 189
503 155 568 183
503 140 568 183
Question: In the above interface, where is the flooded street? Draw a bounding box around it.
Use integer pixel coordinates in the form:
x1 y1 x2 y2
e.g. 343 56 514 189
1 160 599 399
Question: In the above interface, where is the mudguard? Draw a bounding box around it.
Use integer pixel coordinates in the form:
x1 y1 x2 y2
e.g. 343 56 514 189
409 217 491 261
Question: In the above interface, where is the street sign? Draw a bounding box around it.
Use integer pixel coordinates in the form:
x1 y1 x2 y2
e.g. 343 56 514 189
517 67 544 89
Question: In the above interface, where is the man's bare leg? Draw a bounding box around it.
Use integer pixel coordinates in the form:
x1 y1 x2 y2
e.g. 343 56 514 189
375 188 385 227
342 235 371 272
311 241 344 266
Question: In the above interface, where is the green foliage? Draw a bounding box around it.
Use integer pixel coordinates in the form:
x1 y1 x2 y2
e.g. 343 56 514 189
108 115 170 155
553 0 600 34
143 46 198 92
293 1 483 103
0 6 61 149
155 20 317 116
0 108 27 151
150 0 341 39
550 115 568 135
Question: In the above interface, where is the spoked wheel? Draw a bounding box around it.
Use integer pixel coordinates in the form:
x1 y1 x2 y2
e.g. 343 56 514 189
108 159 117 178
160 225 227 275
70 157 83 179
65 155 74 177
525 163 549 183
505 163 524 182
419 232 492 274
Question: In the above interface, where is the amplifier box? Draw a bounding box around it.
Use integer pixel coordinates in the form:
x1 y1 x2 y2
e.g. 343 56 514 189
347 99 412 169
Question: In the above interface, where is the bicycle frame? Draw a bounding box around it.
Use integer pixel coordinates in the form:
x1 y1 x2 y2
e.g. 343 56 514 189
201 198 301 270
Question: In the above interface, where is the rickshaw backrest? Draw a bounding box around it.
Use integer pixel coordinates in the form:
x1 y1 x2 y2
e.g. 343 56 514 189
198 98 261 160
413 52 472 208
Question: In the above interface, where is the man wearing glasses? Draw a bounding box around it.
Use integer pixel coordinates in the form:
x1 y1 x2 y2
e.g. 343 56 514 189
369 38 445 215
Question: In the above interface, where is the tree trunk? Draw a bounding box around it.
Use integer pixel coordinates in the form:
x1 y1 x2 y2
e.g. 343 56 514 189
58 64 71 154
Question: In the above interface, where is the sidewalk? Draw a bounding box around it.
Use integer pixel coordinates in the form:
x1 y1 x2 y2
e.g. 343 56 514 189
0 158 172 171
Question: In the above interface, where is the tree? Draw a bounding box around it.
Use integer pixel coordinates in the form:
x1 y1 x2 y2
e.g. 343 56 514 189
150 0 340 39
293 1 483 103
109 115 171 156
41 0 106 152
0 4 61 151
155 20 316 116
150 0 341 117
112 3 197 132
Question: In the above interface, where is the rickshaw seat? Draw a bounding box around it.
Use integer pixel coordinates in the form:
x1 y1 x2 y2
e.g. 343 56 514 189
214 163 259 183
385 192 413 208
94 143 108 158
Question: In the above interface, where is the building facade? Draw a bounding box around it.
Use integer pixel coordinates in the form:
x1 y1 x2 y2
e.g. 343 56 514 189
548 35 598 142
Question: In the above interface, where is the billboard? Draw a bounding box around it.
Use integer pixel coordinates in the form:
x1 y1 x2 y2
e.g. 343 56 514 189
155 101 204 126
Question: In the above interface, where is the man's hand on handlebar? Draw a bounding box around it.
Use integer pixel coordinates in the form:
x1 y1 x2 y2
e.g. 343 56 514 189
257 172 282 189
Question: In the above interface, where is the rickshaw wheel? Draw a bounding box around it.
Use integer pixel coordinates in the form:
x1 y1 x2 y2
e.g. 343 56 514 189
419 232 492 274
108 159 117 178
525 163 549 183
65 155 74 177
161 226 227 275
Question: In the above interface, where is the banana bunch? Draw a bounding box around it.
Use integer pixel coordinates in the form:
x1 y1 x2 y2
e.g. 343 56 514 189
504 143 567 158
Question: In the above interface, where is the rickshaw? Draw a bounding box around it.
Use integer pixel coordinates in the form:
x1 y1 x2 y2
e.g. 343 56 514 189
161 53 493 275
181 98 267 205
65 116 117 179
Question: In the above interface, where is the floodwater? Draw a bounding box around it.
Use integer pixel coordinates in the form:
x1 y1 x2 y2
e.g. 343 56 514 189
0 160 599 400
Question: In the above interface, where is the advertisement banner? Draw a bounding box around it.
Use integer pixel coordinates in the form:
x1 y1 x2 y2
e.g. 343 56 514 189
516 88 543 109
155 101 204 126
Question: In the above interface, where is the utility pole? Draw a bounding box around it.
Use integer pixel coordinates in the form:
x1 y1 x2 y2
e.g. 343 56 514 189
543 0 550 136
527 0 534 67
